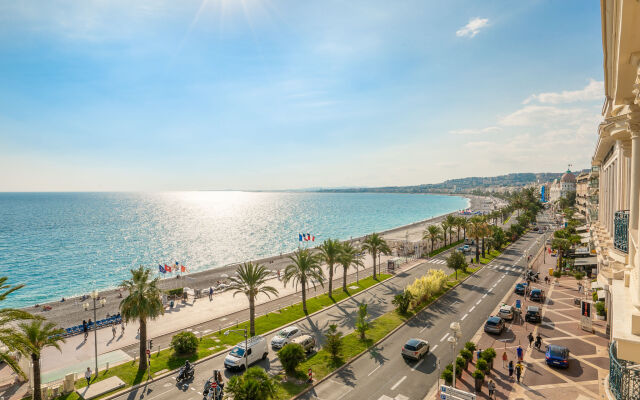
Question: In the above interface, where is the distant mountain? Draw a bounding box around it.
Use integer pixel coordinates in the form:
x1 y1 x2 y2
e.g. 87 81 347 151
317 170 589 194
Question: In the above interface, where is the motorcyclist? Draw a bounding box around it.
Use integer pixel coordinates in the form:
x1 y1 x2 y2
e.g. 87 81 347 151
535 334 542 350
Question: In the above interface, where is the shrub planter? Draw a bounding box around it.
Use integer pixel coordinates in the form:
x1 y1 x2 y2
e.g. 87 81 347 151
472 370 484 392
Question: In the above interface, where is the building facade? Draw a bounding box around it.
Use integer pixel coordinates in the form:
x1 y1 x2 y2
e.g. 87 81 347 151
576 172 589 217
590 1 640 398
549 170 576 203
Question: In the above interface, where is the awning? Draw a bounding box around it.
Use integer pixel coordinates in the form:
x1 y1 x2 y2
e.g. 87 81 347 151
579 232 591 238
576 225 589 232
580 237 590 244
574 256 598 267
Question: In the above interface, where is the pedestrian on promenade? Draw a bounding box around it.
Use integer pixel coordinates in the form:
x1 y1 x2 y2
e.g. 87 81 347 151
528 332 534 348
488 380 496 399
209 287 213 301
277 269 281 280
502 351 507 368
85 367 92 386
477 348 482 361
508 360 514 380
121 322 125 335
516 345 523 361
535 334 542 350
82 320 88 341
112 324 116 338
515 362 523 383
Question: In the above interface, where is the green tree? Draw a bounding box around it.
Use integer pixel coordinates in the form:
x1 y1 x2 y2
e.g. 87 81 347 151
423 225 443 253
324 324 343 361
318 239 342 298
392 290 414 314
447 251 468 279
278 343 306 376
228 262 279 336
355 303 370 340
468 216 485 263
171 331 198 355
0 277 36 379
119 266 164 372
18 320 65 400
444 215 458 245
226 366 277 400
441 220 450 247
337 242 364 291
490 226 506 251
283 249 325 314
361 233 391 280
552 238 572 270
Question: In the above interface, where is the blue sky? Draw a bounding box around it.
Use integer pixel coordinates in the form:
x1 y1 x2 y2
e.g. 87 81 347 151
0 0 603 191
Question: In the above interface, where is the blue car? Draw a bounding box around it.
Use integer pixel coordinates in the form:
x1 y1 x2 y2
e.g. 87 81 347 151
545 345 569 368
515 282 527 295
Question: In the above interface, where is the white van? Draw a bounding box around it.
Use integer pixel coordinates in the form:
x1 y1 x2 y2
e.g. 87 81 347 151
224 335 268 371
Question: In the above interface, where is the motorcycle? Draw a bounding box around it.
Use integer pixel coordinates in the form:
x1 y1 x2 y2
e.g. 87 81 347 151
177 364 195 382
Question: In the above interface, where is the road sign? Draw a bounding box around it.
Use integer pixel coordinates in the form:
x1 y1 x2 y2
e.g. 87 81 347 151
515 299 521 309
211 382 217 389
581 300 593 332
146 349 150 356
440 385 475 400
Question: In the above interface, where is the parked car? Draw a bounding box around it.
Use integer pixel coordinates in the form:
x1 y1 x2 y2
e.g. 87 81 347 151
270 326 302 349
224 335 268 371
498 304 514 321
515 282 527 295
525 306 541 323
401 338 430 360
545 345 569 368
530 288 545 302
484 316 505 334
290 334 316 353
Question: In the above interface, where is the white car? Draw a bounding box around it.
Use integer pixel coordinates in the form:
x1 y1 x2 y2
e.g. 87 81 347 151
224 335 268 371
498 304 514 321
401 338 430 360
270 326 302 349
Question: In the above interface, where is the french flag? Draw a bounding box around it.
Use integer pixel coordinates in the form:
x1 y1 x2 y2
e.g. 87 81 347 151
159 264 165 274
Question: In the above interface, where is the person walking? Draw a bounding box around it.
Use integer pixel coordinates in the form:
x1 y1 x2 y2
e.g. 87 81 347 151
209 287 213 301
502 350 508 368
121 321 125 335
477 348 482 361
515 362 523 383
516 345 523 361
85 367 92 386
488 380 496 399
508 360 514 381
528 332 534 348
82 320 88 341
535 334 542 350
112 324 117 338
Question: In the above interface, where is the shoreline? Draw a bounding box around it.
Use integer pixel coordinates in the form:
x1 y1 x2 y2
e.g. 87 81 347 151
24 194 491 328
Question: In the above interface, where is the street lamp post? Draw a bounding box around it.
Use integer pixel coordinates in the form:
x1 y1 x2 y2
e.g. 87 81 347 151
225 328 248 371
448 322 462 388
83 290 106 379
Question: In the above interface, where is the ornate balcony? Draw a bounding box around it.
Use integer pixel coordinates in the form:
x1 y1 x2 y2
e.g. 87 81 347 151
614 210 629 254
609 341 640 399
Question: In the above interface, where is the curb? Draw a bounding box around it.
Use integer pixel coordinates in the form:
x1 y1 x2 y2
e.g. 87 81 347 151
98 258 428 400
292 263 487 399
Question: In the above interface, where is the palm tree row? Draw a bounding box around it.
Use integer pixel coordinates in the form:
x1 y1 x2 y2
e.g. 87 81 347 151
424 215 470 255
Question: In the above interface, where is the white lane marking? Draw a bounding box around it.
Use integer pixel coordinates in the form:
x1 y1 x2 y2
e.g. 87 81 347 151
146 389 175 400
431 344 438 351
461 313 468 321
440 333 450 342
368 364 381 376
191 388 195 391
476 300 481 305
482 294 487 298
469 306 475 312
412 358 425 371
419 325 428 333
391 376 407 390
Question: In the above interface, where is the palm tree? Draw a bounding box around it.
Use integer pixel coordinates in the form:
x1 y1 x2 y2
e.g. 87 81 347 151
119 266 164 372
318 239 342 298
361 233 391 280
459 217 469 240
0 277 36 379
445 215 457 245
441 221 450 247
18 321 65 400
337 242 364 291
227 262 279 337
454 217 465 241
468 216 484 263
480 218 490 258
283 249 325 313
423 225 443 254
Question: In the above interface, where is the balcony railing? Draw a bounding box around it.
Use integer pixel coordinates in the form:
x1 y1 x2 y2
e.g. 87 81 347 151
609 341 640 399
614 210 629 253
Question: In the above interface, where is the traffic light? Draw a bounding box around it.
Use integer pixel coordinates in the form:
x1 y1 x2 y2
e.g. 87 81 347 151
149 339 153 349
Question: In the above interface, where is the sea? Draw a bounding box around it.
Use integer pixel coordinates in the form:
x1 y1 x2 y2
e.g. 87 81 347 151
0 192 468 308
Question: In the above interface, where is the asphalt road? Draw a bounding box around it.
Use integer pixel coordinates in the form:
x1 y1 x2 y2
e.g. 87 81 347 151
110 252 459 400
299 220 550 400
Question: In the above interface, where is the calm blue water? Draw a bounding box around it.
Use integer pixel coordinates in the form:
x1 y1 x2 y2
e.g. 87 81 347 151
0 192 468 308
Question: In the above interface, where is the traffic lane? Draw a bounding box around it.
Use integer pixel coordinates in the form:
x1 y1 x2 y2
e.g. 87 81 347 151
302 245 529 400
114 261 448 400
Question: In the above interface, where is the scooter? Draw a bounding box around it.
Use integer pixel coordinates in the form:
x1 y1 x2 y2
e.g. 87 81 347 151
203 370 224 400
177 364 195 382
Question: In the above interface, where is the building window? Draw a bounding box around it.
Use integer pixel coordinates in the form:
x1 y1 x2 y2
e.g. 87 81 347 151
614 210 629 254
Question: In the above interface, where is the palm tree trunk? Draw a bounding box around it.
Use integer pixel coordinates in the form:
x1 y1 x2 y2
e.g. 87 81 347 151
463 226 467 240
249 294 255 337
372 253 377 280
342 266 348 292
431 239 435 254
301 280 307 313
482 237 486 258
139 318 148 372
328 263 334 297
32 354 41 400
475 237 480 263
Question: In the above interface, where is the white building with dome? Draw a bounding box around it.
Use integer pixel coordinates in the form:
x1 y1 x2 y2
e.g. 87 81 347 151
549 169 577 203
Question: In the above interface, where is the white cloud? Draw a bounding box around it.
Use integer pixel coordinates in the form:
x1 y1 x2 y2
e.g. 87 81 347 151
456 17 489 38
449 126 500 135
523 79 604 104
499 105 586 127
